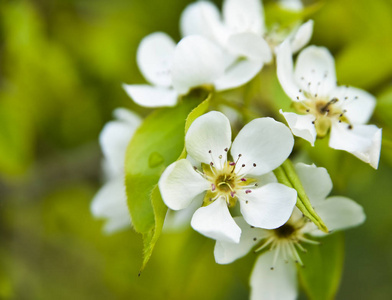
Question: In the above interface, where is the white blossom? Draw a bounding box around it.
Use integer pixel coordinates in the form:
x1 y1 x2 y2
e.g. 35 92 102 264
91 108 141 233
214 163 366 300
158 111 297 243
277 41 382 168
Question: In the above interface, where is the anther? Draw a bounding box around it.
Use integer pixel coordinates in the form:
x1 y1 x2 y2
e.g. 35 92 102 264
224 148 228 152
314 94 317 98
312 121 315 124
242 164 245 167
230 191 236 198
210 162 214 166
348 125 353 130
211 184 216 192
219 155 222 159
229 162 236 166
270 267 274 270
246 201 249 204
253 163 256 167
245 190 252 194
253 237 257 241
241 178 247 182
254 183 258 187
208 150 212 153
306 109 310 112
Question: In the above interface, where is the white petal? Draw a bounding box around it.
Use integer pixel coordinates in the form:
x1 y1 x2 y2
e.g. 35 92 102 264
171 36 226 94
276 40 303 101
329 122 382 169
294 163 332 204
158 159 210 210
214 216 268 264
252 172 278 187
279 0 304 11
250 251 297 300
185 111 232 166
331 86 376 124
289 20 314 53
226 32 272 62
294 46 336 98
91 177 131 233
99 109 141 175
137 32 175 87
309 196 366 237
281 110 317 146
122 84 178 107
239 183 297 229
180 1 228 45
214 58 264 91
231 117 294 176
113 108 142 127
223 0 265 36
191 198 241 243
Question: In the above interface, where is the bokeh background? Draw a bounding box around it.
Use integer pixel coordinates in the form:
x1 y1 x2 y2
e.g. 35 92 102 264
1 0 392 299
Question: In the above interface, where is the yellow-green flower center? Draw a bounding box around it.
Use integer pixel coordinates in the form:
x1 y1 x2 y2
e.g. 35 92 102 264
293 94 351 137
200 160 256 208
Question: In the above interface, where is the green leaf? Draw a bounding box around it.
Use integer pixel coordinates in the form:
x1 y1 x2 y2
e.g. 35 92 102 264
125 95 210 273
125 99 200 234
298 232 345 300
274 159 328 233
139 186 167 275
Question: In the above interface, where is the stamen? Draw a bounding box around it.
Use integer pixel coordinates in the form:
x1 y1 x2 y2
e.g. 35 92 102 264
211 184 216 192
254 237 274 252
245 190 252 194
298 236 320 245
289 242 303 265
271 244 281 270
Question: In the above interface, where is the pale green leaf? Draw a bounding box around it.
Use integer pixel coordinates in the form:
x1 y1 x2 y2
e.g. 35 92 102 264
125 99 200 234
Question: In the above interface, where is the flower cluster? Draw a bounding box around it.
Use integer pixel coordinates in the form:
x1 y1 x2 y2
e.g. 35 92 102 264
92 0 382 299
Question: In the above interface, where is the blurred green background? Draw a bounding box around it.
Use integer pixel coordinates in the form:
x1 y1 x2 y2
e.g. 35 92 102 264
1 0 392 299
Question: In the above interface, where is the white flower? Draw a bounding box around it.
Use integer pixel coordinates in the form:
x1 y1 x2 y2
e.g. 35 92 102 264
214 163 366 300
123 32 227 108
181 0 313 58
158 111 297 243
91 108 141 233
122 33 227 106
277 41 382 168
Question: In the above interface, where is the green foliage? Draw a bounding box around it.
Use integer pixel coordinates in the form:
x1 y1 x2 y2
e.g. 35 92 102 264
274 160 328 233
125 96 210 271
298 233 345 300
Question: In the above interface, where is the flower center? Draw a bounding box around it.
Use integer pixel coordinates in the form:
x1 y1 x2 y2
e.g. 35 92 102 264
294 96 350 137
194 150 258 208
273 223 296 239
215 174 236 193
253 216 319 269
